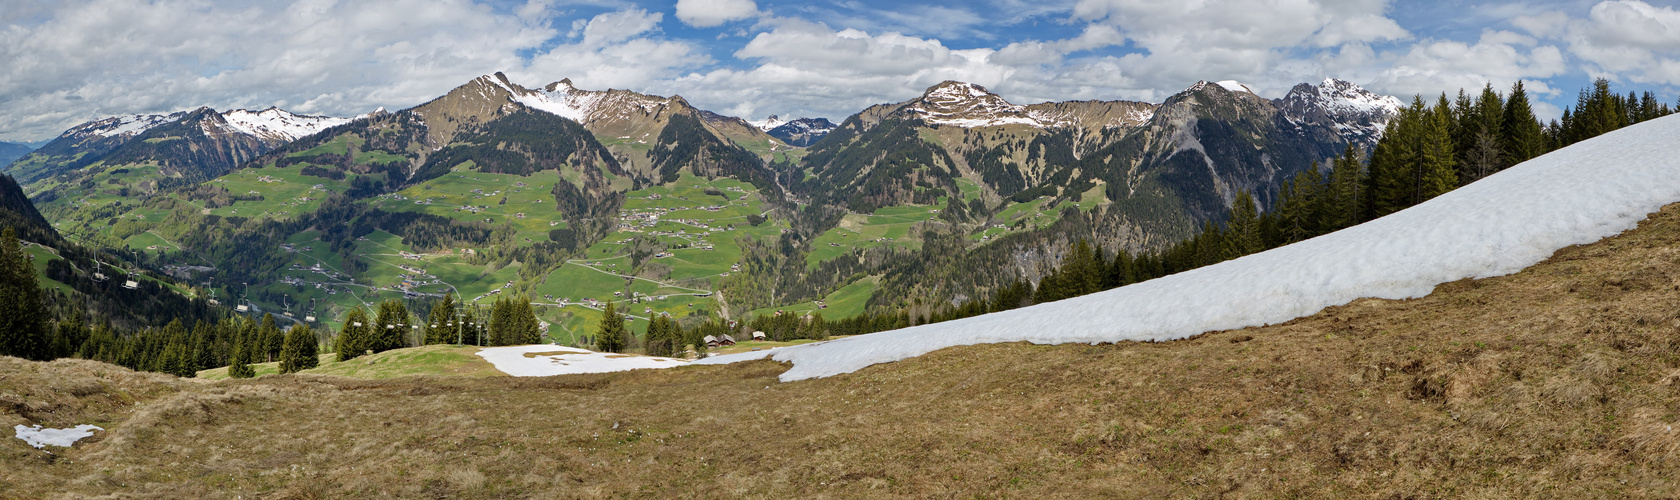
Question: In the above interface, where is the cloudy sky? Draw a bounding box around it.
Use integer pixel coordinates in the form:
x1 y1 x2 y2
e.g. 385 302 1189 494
1 0 1677 141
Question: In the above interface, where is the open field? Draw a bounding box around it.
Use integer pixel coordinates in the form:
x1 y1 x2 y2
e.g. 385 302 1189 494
17 202 1680 496
196 345 503 380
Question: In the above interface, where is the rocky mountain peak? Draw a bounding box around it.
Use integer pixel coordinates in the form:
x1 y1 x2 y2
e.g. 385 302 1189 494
903 81 1040 128
1277 78 1402 148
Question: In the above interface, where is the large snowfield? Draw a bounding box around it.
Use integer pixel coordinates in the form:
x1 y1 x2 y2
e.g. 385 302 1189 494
478 344 688 376
697 114 1680 382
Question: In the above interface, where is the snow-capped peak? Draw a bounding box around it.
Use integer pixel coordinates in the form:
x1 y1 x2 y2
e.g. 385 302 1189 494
904 81 1041 128
1277 78 1404 146
1187 80 1256 94
498 75 671 125
220 108 350 142
750 115 785 131
74 112 187 138
1309 78 1403 117
1216 80 1254 94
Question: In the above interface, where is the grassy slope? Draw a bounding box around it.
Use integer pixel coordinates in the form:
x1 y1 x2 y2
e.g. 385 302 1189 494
195 344 503 380
13 202 1680 496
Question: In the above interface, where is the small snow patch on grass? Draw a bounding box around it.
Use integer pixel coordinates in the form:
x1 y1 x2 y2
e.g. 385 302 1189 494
14 424 103 449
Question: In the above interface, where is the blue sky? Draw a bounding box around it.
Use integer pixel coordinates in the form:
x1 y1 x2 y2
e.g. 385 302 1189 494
2 0 1677 141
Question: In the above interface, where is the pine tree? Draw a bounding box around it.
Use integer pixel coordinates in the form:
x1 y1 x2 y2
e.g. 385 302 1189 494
258 313 283 363
0 227 49 360
1460 84 1505 183
1225 190 1262 258
279 324 319 374
487 297 506 346
423 294 457 345
1500 81 1547 167
1368 98 1422 218
373 300 411 352
809 312 829 341
595 302 627 353
335 307 373 361
1326 144 1364 228
515 297 541 344
645 315 671 357
1418 97 1459 201
228 335 255 379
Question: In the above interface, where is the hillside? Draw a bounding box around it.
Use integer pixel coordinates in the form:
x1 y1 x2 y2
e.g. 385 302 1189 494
9 193 1680 496
0 141 35 169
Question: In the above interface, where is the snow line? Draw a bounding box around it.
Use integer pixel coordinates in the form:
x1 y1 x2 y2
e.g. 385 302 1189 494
698 114 1680 382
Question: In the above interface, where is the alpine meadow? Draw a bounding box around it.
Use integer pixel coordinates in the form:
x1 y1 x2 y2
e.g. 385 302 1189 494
7 0 1680 497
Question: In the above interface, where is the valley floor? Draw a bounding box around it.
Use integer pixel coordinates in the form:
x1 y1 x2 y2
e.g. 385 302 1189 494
10 204 1680 498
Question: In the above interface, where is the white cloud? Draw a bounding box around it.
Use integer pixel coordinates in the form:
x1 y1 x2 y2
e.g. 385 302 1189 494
1363 31 1567 99
654 19 1149 122
1068 0 1411 96
519 9 707 91
1560 0 1680 86
674 0 759 28
0 1 708 141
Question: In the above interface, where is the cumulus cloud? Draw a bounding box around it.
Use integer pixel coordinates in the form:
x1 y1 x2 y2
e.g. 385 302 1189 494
1558 0 1680 85
654 18 1143 123
1364 30 1567 98
1069 0 1411 95
674 0 759 28
519 8 706 91
1 0 1671 142
0 1 705 141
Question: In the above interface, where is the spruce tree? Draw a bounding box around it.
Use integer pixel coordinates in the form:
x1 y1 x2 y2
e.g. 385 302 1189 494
487 297 507 346
228 335 255 379
645 315 670 357
335 307 373 361
373 300 411 352
259 313 283 362
423 294 457 345
515 297 542 344
809 312 829 341
1501 81 1547 165
595 302 627 353
279 324 319 374
0 227 49 360
1368 98 1422 218
1326 145 1364 229
1225 190 1263 258
1418 97 1460 201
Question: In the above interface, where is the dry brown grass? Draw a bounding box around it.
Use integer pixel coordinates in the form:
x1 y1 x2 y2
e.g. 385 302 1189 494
12 203 1680 498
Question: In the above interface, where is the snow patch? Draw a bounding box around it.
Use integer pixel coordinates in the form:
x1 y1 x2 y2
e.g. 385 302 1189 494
221 108 350 142
77 113 183 138
699 115 1680 381
477 344 687 376
14 424 102 449
1215 80 1254 93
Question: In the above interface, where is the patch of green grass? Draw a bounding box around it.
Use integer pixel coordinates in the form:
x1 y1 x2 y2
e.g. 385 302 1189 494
196 345 503 380
289 134 360 157
747 276 875 319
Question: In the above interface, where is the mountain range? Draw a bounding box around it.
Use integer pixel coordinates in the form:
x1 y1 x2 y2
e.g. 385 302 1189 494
0 73 1402 331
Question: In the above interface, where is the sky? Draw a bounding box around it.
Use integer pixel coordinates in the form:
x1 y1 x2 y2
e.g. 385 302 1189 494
1 0 1678 142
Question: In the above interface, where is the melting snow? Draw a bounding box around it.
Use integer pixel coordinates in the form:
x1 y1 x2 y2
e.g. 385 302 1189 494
221 108 349 142
1215 80 1254 93
477 344 687 376
14 424 102 449
699 114 1680 381
81 113 182 138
